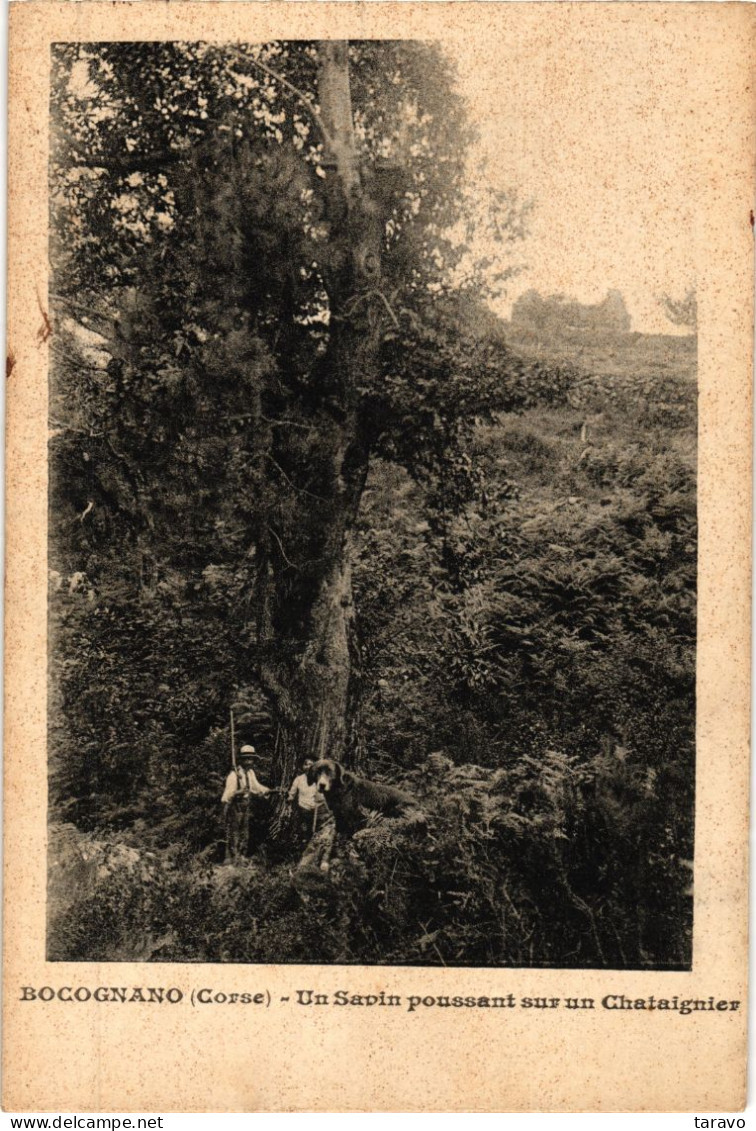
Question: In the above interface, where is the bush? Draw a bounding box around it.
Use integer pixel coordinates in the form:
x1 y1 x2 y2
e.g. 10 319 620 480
49 325 696 970
48 744 691 969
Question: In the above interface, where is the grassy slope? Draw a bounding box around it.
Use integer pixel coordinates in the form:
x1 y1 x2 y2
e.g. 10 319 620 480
504 323 697 382
491 325 696 538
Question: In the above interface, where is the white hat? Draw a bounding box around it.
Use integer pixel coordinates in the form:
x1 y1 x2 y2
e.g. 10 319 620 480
239 744 256 757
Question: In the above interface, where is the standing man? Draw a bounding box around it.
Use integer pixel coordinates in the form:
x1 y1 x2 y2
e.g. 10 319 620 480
222 745 271 862
287 759 326 844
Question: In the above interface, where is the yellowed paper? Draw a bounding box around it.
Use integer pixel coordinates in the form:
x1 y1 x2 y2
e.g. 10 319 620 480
4 2 753 1113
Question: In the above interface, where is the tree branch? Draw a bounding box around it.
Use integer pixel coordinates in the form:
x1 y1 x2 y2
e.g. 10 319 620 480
66 48 331 176
224 412 312 432
224 45 331 148
264 453 330 502
267 523 299 571
49 344 108 373
66 150 183 174
50 293 114 331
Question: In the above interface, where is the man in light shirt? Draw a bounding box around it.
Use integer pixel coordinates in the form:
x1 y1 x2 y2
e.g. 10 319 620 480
222 745 271 861
287 758 326 842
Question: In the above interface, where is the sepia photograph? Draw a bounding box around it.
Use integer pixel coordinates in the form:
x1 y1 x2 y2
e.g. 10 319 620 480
45 36 697 970
5 1 752 1112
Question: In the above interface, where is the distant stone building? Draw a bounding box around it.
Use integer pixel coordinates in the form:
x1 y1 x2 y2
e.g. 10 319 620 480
511 289 631 334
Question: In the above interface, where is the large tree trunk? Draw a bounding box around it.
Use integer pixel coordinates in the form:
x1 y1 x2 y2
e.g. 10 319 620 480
258 41 383 790
267 537 358 781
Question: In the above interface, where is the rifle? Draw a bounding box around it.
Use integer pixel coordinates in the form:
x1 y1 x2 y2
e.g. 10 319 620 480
230 708 237 772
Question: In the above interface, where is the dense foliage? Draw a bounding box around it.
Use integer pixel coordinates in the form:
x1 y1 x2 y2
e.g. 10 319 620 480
48 41 695 969
50 41 536 779
49 325 695 968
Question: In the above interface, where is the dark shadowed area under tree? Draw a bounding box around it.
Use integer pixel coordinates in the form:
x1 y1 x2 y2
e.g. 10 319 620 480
47 40 695 968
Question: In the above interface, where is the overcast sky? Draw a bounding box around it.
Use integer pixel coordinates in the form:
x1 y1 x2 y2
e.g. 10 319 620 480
446 10 697 334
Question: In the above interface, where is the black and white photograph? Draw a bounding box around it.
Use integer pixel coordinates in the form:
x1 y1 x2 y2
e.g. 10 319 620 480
47 35 697 970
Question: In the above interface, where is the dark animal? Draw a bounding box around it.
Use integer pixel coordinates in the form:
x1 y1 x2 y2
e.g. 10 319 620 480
292 760 427 888
306 758 422 837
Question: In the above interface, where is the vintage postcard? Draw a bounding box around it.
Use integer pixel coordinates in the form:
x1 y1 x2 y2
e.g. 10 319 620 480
4 1 753 1113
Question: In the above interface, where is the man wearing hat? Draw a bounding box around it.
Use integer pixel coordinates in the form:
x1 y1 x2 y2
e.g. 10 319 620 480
221 745 271 861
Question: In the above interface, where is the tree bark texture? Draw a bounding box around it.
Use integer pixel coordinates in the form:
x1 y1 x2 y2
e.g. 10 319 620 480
259 42 383 789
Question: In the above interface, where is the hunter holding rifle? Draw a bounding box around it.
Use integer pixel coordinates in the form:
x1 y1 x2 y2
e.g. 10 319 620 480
222 711 272 861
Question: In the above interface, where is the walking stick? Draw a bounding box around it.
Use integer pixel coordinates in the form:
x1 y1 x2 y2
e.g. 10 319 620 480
225 708 237 862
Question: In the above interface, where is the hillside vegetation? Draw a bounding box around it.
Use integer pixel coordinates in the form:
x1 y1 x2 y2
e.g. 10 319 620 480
49 329 696 969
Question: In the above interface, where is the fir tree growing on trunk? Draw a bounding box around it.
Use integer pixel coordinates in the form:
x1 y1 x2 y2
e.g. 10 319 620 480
50 40 528 801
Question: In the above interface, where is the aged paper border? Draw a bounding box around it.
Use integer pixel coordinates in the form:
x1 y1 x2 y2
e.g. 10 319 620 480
4 2 753 1112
